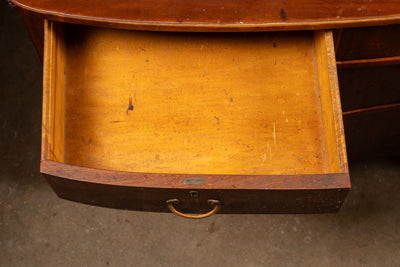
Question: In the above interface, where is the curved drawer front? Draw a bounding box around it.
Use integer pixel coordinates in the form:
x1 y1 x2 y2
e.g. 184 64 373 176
41 21 349 215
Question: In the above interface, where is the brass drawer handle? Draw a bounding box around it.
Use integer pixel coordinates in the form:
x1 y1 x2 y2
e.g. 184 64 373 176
166 199 221 219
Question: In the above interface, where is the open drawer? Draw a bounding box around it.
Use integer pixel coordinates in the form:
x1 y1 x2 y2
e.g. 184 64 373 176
41 21 350 217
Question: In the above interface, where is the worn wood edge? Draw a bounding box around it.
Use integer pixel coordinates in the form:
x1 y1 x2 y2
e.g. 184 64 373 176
43 173 350 214
343 103 400 116
42 20 65 162
40 160 351 190
10 0 400 32
337 56 400 68
41 19 52 160
314 30 349 174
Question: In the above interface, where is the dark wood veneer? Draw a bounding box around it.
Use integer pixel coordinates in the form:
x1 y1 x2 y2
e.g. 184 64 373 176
42 160 349 214
11 0 400 32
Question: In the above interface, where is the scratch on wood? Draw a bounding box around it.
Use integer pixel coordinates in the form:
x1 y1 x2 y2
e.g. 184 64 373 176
272 122 277 145
267 143 272 160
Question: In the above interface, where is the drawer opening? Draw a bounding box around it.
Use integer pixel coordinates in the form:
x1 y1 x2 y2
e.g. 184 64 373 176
40 21 350 213
42 21 348 177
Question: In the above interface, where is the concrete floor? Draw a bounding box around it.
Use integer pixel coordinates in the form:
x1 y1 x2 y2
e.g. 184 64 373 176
1 1 400 266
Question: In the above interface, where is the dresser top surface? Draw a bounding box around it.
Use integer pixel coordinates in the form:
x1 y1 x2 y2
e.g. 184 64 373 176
12 0 400 32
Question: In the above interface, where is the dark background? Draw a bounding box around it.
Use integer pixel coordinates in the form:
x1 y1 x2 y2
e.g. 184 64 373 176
1 0 400 265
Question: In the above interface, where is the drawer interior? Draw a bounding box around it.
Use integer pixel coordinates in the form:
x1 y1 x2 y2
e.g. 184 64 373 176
42 22 347 177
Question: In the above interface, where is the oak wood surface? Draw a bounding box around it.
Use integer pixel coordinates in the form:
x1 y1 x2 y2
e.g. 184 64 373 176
10 0 400 32
49 24 347 176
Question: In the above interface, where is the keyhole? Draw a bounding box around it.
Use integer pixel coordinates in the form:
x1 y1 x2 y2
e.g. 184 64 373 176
189 191 198 198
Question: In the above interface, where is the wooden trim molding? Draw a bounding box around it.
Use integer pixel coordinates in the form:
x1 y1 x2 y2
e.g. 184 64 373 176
343 103 400 116
41 160 351 191
337 56 400 68
11 0 400 32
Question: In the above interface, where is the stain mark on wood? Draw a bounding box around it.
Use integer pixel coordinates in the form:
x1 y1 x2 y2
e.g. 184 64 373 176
273 42 277 48
280 9 287 20
127 96 134 114
214 116 220 124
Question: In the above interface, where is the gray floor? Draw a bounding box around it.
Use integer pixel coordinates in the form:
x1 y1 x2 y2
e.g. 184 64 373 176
1 1 400 266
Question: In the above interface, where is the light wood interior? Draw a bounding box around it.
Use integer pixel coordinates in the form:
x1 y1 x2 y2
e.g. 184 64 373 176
42 20 65 162
43 22 347 175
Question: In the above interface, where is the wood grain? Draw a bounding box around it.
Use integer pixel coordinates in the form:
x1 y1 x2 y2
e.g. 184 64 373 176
10 0 400 32
42 21 65 162
56 24 346 176
42 160 349 214
314 30 348 173
41 160 350 190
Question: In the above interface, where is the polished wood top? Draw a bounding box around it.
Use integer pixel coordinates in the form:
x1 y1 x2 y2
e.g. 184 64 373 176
11 0 400 32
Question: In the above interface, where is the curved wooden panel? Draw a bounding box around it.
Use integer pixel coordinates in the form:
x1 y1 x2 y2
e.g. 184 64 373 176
41 160 350 190
11 0 400 32
41 160 349 214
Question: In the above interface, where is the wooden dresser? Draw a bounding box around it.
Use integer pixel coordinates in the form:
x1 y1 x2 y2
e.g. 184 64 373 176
10 0 400 218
